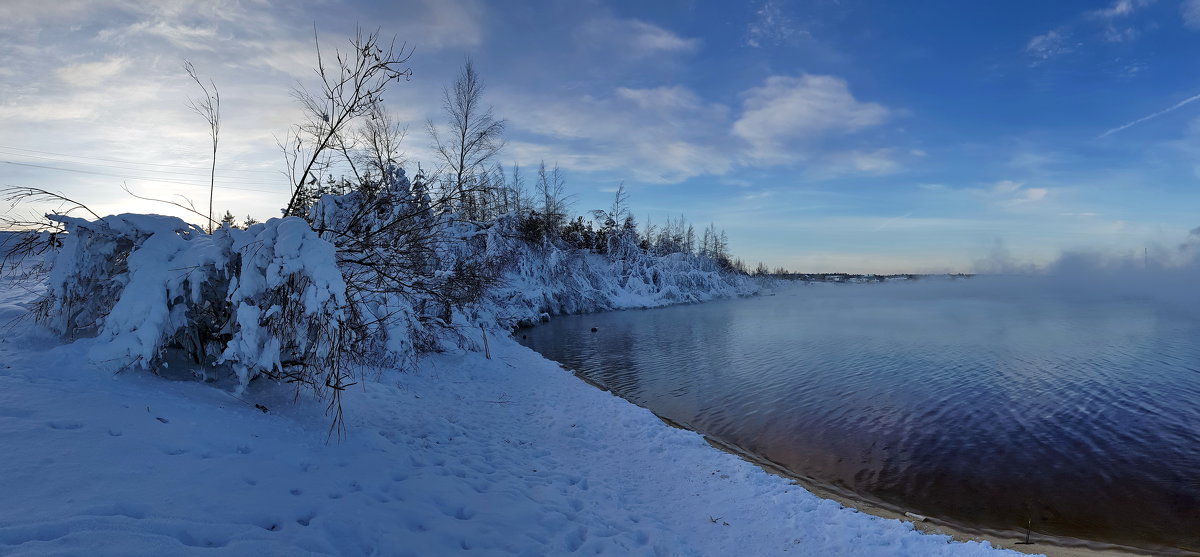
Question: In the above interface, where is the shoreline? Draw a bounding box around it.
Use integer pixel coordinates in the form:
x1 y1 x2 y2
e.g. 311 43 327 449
560 366 1194 557
699 436 1180 557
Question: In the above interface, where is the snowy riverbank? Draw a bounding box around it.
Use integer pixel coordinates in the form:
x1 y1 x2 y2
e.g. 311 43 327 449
0 278 1030 557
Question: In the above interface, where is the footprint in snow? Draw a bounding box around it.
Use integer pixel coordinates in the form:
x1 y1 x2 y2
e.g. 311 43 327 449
565 526 588 552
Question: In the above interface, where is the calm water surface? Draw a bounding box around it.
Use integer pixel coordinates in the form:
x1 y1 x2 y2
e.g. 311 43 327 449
517 281 1200 552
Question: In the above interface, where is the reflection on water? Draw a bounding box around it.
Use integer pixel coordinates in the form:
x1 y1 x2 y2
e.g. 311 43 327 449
517 281 1200 552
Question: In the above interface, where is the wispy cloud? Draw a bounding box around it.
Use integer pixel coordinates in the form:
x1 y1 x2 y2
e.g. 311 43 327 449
55 57 130 87
1098 91 1200 138
1025 30 1072 64
1026 0 1153 64
100 20 223 51
746 0 805 48
811 149 902 178
615 86 703 111
575 17 700 57
1087 0 1154 42
1184 0 1200 29
1088 0 1154 20
977 180 1049 207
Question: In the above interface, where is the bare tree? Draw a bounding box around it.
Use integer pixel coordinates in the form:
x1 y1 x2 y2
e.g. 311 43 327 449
592 182 629 226
428 58 505 210
509 163 527 214
357 102 407 187
282 26 413 216
184 61 220 233
535 161 568 231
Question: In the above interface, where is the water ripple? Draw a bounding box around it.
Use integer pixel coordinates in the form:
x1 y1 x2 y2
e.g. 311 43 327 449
519 284 1200 552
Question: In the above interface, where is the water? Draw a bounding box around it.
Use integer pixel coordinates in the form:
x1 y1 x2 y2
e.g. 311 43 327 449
517 281 1200 553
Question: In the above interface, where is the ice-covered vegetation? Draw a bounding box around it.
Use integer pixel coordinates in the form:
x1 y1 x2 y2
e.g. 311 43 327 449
0 30 756 429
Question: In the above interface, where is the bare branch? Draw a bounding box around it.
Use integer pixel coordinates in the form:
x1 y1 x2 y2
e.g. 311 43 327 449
184 60 220 233
121 183 216 228
283 26 414 217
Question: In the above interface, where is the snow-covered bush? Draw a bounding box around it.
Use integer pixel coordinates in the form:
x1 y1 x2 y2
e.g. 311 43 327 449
221 217 348 395
38 213 350 399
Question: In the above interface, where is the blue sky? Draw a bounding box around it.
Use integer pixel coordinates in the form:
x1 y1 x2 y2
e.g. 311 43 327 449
3 0 1200 272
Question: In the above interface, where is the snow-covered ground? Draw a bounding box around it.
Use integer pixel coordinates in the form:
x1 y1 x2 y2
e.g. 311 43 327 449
0 276 1029 556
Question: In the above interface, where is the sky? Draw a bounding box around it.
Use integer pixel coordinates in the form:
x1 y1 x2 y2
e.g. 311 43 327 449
2 0 1200 273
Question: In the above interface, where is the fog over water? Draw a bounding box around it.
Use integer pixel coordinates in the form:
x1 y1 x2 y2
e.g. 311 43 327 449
972 225 1200 306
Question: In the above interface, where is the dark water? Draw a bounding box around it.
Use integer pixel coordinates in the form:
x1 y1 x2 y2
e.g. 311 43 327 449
517 282 1200 553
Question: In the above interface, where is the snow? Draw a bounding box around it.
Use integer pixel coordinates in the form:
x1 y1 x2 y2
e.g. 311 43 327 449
0 276 1030 556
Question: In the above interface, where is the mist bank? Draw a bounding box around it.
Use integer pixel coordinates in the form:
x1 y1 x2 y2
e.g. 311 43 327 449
960 226 1200 309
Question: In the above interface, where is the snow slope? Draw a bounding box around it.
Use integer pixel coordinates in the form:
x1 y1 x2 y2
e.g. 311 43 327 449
0 277 1028 557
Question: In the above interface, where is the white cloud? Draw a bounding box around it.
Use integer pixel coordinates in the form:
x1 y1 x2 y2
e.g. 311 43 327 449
824 149 901 176
732 74 889 163
1085 0 1154 43
55 57 130 87
508 75 901 182
505 85 731 183
1025 30 1071 63
985 180 1049 206
1088 0 1154 20
614 86 703 111
627 20 698 52
575 17 699 57
746 0 805 48
101 20 222 50
1102 26 1140 42
801 149 906 179
1184 0 1200 29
